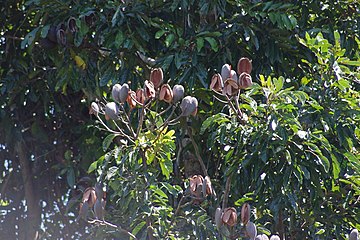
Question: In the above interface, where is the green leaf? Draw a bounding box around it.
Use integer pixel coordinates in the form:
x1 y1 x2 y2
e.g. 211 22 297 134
204 37 218 52
132 221 146 236
200 113 230 134
165 33 175 47
153 187 168 199
21 27 40 49
159 157 172 179
66 168 75 188
196 37 204 52
273 76 284 92
344 152 360 172
114 31 125 48
40 25 50 38
155 29 166 39
103 134 117 152
339 60 360 67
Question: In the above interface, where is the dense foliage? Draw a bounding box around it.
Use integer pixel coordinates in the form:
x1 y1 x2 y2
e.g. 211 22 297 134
0 0 359 239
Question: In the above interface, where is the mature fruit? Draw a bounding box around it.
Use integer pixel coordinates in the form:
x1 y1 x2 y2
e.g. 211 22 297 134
180 96 198 116
172 84 185 103
350 229 359 240
255 234 269 240
245 221 257 240
230 69 238 82
269 235 280 240
237 57 252 74
221 64 231 81
238 72 253 89
90 102 99 115
159 84 173 103
241 203 250 225
150 68 164 89
104 102 119 120
127 90 137 109
189 175 204 195
67 17 77 33
136 88 145 105
112 84 122 102
145 80 156 99
56 29 66 46
82 187 97 208
119 83 129 103
210 73 223 92
223 79 239 96
222 207 237 227
203 176 213 197
94 198 104 220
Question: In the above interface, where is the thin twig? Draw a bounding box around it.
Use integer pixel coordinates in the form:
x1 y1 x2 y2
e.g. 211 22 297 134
222 174 232 210
186 125 208 177
163 194 187 238
118 105 137 138
87 219 138 239
152 106 177 145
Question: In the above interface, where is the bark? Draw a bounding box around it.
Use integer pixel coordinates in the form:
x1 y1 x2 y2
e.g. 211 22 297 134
15 141 41 240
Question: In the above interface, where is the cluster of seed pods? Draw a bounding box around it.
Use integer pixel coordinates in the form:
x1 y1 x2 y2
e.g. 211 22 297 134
188 175 214 204
77 182 106 221
210 57 253 96
90 68 198 120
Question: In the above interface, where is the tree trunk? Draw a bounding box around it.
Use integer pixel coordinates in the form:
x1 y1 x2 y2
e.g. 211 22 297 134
15 141 40 240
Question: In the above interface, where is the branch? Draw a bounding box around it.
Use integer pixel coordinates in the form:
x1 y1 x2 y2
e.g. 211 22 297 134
186 125 208 177
222 174 232 210
88 219 138 239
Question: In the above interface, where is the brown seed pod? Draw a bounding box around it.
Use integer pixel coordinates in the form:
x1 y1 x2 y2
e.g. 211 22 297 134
221 64 231 81
159 84 173 103
269 235 280 240
82 187 97 208
350 229 359 240
241 203 250 225
238 72 253 89
56 28 66 46
223 79 239 96
189 175 204 194
230 69 238 82
89 102 99 115
222 207 237 227
180 96 198 116
215 207 223 230
210 73 223 92
112 84 122 102
172 84 185 103
255 234 269 240
119 83 129 103
127 90 137 109
237 57 252 75
136 88 145 105
245 221 257 239
144 80 156 99
204 176 213 196
150 68 164 89
104 102 119 120
189 175 204 204
67 17 77 33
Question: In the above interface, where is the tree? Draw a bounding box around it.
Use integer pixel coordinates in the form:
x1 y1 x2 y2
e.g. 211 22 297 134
0 0 359 239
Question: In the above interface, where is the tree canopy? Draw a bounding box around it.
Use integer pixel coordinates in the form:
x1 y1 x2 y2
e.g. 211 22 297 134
1 0 359 239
